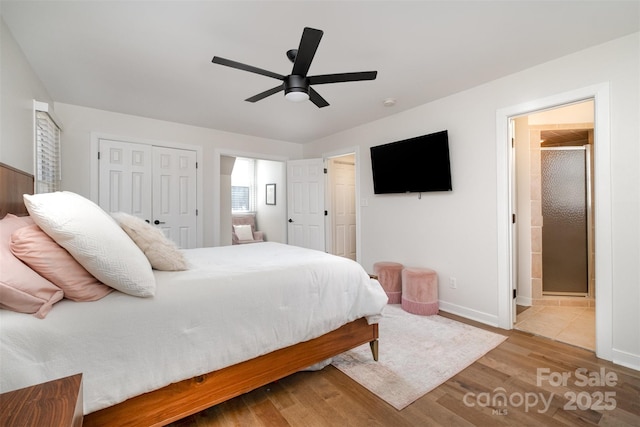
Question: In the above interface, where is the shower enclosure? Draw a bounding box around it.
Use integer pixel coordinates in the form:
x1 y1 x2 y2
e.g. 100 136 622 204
540 146 591 295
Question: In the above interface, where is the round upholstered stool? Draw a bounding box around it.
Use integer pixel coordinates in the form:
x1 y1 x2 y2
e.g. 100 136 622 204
401 267 439 315
373 261 404 304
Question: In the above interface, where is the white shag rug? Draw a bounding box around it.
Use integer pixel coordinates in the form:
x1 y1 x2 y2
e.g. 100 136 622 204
331 304 507 410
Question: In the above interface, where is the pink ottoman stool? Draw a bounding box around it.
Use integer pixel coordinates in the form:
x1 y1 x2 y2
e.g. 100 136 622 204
401 267 439 315
373 261 404 304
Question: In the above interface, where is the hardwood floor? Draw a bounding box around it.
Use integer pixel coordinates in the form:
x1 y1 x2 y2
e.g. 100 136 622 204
170 312 640 427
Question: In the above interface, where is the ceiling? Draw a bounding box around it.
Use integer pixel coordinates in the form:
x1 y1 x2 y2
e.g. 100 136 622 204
540 129 590 147
2 1 638 144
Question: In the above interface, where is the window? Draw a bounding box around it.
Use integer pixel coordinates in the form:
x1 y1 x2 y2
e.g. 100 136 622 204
231 186 250 211
231 157 256 212
34 101 61 193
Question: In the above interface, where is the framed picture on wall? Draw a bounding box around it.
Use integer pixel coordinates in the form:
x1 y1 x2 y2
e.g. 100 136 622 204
266 183 276 205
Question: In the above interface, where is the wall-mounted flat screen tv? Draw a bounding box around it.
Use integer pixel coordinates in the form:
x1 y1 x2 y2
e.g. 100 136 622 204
370 130 452 194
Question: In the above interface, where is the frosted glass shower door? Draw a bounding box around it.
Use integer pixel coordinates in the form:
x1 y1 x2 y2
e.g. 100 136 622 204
541 147 588 295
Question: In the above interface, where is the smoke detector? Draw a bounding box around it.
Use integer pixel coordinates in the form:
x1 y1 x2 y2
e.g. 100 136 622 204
383 98 397 107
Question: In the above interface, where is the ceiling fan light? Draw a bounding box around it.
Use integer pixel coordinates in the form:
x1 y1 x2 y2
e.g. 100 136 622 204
285 90 309 102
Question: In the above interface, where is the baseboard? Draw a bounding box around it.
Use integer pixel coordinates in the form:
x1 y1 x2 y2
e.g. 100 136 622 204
612 348 640 371
516 295 532 306
438 300 500 328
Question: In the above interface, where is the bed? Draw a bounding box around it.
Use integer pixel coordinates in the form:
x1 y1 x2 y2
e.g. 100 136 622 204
0 163 387 426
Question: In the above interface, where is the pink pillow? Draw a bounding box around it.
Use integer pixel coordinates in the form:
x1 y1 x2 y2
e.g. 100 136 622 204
0 214 63 318
20 215 35 225
10 224 113 302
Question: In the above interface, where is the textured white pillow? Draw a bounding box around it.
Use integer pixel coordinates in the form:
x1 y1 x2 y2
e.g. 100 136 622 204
233 224 254 241
111 212 188 271
23 192 156 297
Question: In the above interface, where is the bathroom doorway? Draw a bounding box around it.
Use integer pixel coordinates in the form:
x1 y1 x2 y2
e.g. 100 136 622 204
512 100 596 351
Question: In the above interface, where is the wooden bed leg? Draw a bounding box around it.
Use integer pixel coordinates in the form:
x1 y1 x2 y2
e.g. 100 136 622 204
369 339 379 361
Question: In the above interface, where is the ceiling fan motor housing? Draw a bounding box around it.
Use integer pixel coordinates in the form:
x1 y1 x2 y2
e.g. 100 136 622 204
284 74 309 96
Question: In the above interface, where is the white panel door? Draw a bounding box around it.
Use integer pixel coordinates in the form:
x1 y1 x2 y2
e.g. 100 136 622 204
331 159 356 260
152 146 198 249
99 139 152 220
287 159 325 251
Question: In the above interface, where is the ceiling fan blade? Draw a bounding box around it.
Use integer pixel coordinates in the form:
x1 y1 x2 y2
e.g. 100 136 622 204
245 84 285 103
291 27 323 76
212 56 284 81
308 71 378 85
309 87 329 108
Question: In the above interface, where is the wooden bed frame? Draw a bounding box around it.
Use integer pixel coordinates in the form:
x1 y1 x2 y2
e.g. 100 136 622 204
0 162 380 426
86 319 378 426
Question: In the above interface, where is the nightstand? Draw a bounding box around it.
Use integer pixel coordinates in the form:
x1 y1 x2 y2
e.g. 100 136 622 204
0 373 83 426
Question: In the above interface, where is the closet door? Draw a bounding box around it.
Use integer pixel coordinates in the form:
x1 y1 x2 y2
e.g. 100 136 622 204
99 139 153 220
98 139 197 249
152 146 197 249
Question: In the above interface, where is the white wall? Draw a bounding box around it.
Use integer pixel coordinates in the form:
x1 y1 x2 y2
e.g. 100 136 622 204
304 33 640 368
256 159 286 243
219 155 236 246
528 101 594 125
52 103 302 247
0 18 53 172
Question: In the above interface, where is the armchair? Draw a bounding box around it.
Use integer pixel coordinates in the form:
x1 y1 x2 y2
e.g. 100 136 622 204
231 213 264 244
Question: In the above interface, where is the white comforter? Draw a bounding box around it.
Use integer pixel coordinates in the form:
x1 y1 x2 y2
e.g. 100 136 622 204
0 242 387 414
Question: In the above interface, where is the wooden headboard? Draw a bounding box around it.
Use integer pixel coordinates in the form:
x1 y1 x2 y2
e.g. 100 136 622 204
0 163 34 218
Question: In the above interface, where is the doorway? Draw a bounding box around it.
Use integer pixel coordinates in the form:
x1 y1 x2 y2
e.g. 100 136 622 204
497 83 612 360
284 152 359 259
219 154 287 247
511 101 596 351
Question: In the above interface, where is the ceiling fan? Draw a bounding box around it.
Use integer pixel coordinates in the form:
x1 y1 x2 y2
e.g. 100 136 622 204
211 27 377 108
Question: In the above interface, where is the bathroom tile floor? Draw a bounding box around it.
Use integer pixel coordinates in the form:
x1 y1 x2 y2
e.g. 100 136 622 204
515 305 595 351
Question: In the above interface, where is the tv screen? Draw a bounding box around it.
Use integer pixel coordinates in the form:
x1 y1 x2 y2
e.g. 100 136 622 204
370 130 452 194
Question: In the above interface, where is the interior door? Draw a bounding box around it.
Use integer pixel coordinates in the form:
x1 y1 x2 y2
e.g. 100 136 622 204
152 146 198 249
99 139 152 220
509 119 518 323
287 158 325 251
330 157 356 260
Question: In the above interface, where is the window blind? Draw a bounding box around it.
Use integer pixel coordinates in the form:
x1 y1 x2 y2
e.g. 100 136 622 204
35 110 61 193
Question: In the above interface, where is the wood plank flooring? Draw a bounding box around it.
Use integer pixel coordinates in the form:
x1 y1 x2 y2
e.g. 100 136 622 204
169 312 639 426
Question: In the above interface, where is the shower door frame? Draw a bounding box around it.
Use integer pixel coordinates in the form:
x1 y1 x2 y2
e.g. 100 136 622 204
539 145 594 297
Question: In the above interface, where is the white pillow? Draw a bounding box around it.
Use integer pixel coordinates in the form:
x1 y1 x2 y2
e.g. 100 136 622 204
233 224 254 241
111 212 188 271
23 192 156 297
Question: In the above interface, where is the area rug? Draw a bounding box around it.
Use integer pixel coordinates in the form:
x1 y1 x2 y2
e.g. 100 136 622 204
331 304 507 410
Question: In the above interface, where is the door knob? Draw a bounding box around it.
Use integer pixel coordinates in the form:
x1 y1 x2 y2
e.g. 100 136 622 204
154 220 166 225
288 218 294 223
